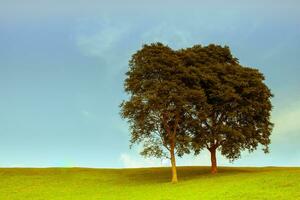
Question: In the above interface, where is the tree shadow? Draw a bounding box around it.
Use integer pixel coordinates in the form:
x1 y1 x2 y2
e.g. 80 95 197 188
120 166 260 185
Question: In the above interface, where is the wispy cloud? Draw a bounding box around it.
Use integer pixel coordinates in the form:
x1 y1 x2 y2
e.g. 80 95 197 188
76 25 129 58
73 17 137 77
81 109 91 118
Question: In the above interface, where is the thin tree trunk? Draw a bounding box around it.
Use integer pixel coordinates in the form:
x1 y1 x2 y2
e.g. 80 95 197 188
170 145 178 183
162 112 179 183
210 147 217 174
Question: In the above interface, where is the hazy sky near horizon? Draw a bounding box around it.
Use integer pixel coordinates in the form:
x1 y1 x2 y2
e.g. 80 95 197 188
0 0 300 168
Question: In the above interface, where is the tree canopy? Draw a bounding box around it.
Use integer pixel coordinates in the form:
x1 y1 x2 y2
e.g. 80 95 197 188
121 42 273 181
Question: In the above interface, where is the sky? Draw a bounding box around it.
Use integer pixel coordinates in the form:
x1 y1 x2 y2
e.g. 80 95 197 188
0 0 299 168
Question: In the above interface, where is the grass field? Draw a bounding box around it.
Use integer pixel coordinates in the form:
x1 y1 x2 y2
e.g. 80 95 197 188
0 166 299 200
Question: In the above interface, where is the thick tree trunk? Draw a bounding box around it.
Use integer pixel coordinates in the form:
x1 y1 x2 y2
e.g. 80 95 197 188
209 147 217 174
170 145 178 183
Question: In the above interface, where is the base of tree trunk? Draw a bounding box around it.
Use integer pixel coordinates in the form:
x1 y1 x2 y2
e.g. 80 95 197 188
210 147 218 174
170 145 178 183
211 166 217 174
171 161 178 183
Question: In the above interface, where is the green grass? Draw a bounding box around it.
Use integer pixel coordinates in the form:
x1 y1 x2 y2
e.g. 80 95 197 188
0 166 299 200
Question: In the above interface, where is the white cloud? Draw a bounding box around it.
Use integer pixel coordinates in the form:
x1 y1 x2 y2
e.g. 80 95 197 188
272 100 300 139
119 153 141 168
120 153 169 168
141 23 193 49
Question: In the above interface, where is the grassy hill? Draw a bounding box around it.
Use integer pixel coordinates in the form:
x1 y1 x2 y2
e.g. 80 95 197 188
0 166 299 199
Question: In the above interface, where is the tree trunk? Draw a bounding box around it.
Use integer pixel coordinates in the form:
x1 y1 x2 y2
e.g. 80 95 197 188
170 145 178 183
162 112 179 183
209 147 217 174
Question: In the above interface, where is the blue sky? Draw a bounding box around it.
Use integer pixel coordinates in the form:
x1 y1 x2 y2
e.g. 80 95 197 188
0 0 299 168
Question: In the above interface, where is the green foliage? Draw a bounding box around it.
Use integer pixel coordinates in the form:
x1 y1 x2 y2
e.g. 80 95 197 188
1 167 299 200
121 42 273 169
121 43 206 160
181 45 273 161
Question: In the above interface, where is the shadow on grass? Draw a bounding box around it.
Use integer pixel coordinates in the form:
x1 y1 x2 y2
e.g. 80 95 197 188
120 166 262 185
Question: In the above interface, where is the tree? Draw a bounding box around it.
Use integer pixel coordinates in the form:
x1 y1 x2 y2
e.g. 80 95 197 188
120 43 206 183
180 45 274 174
